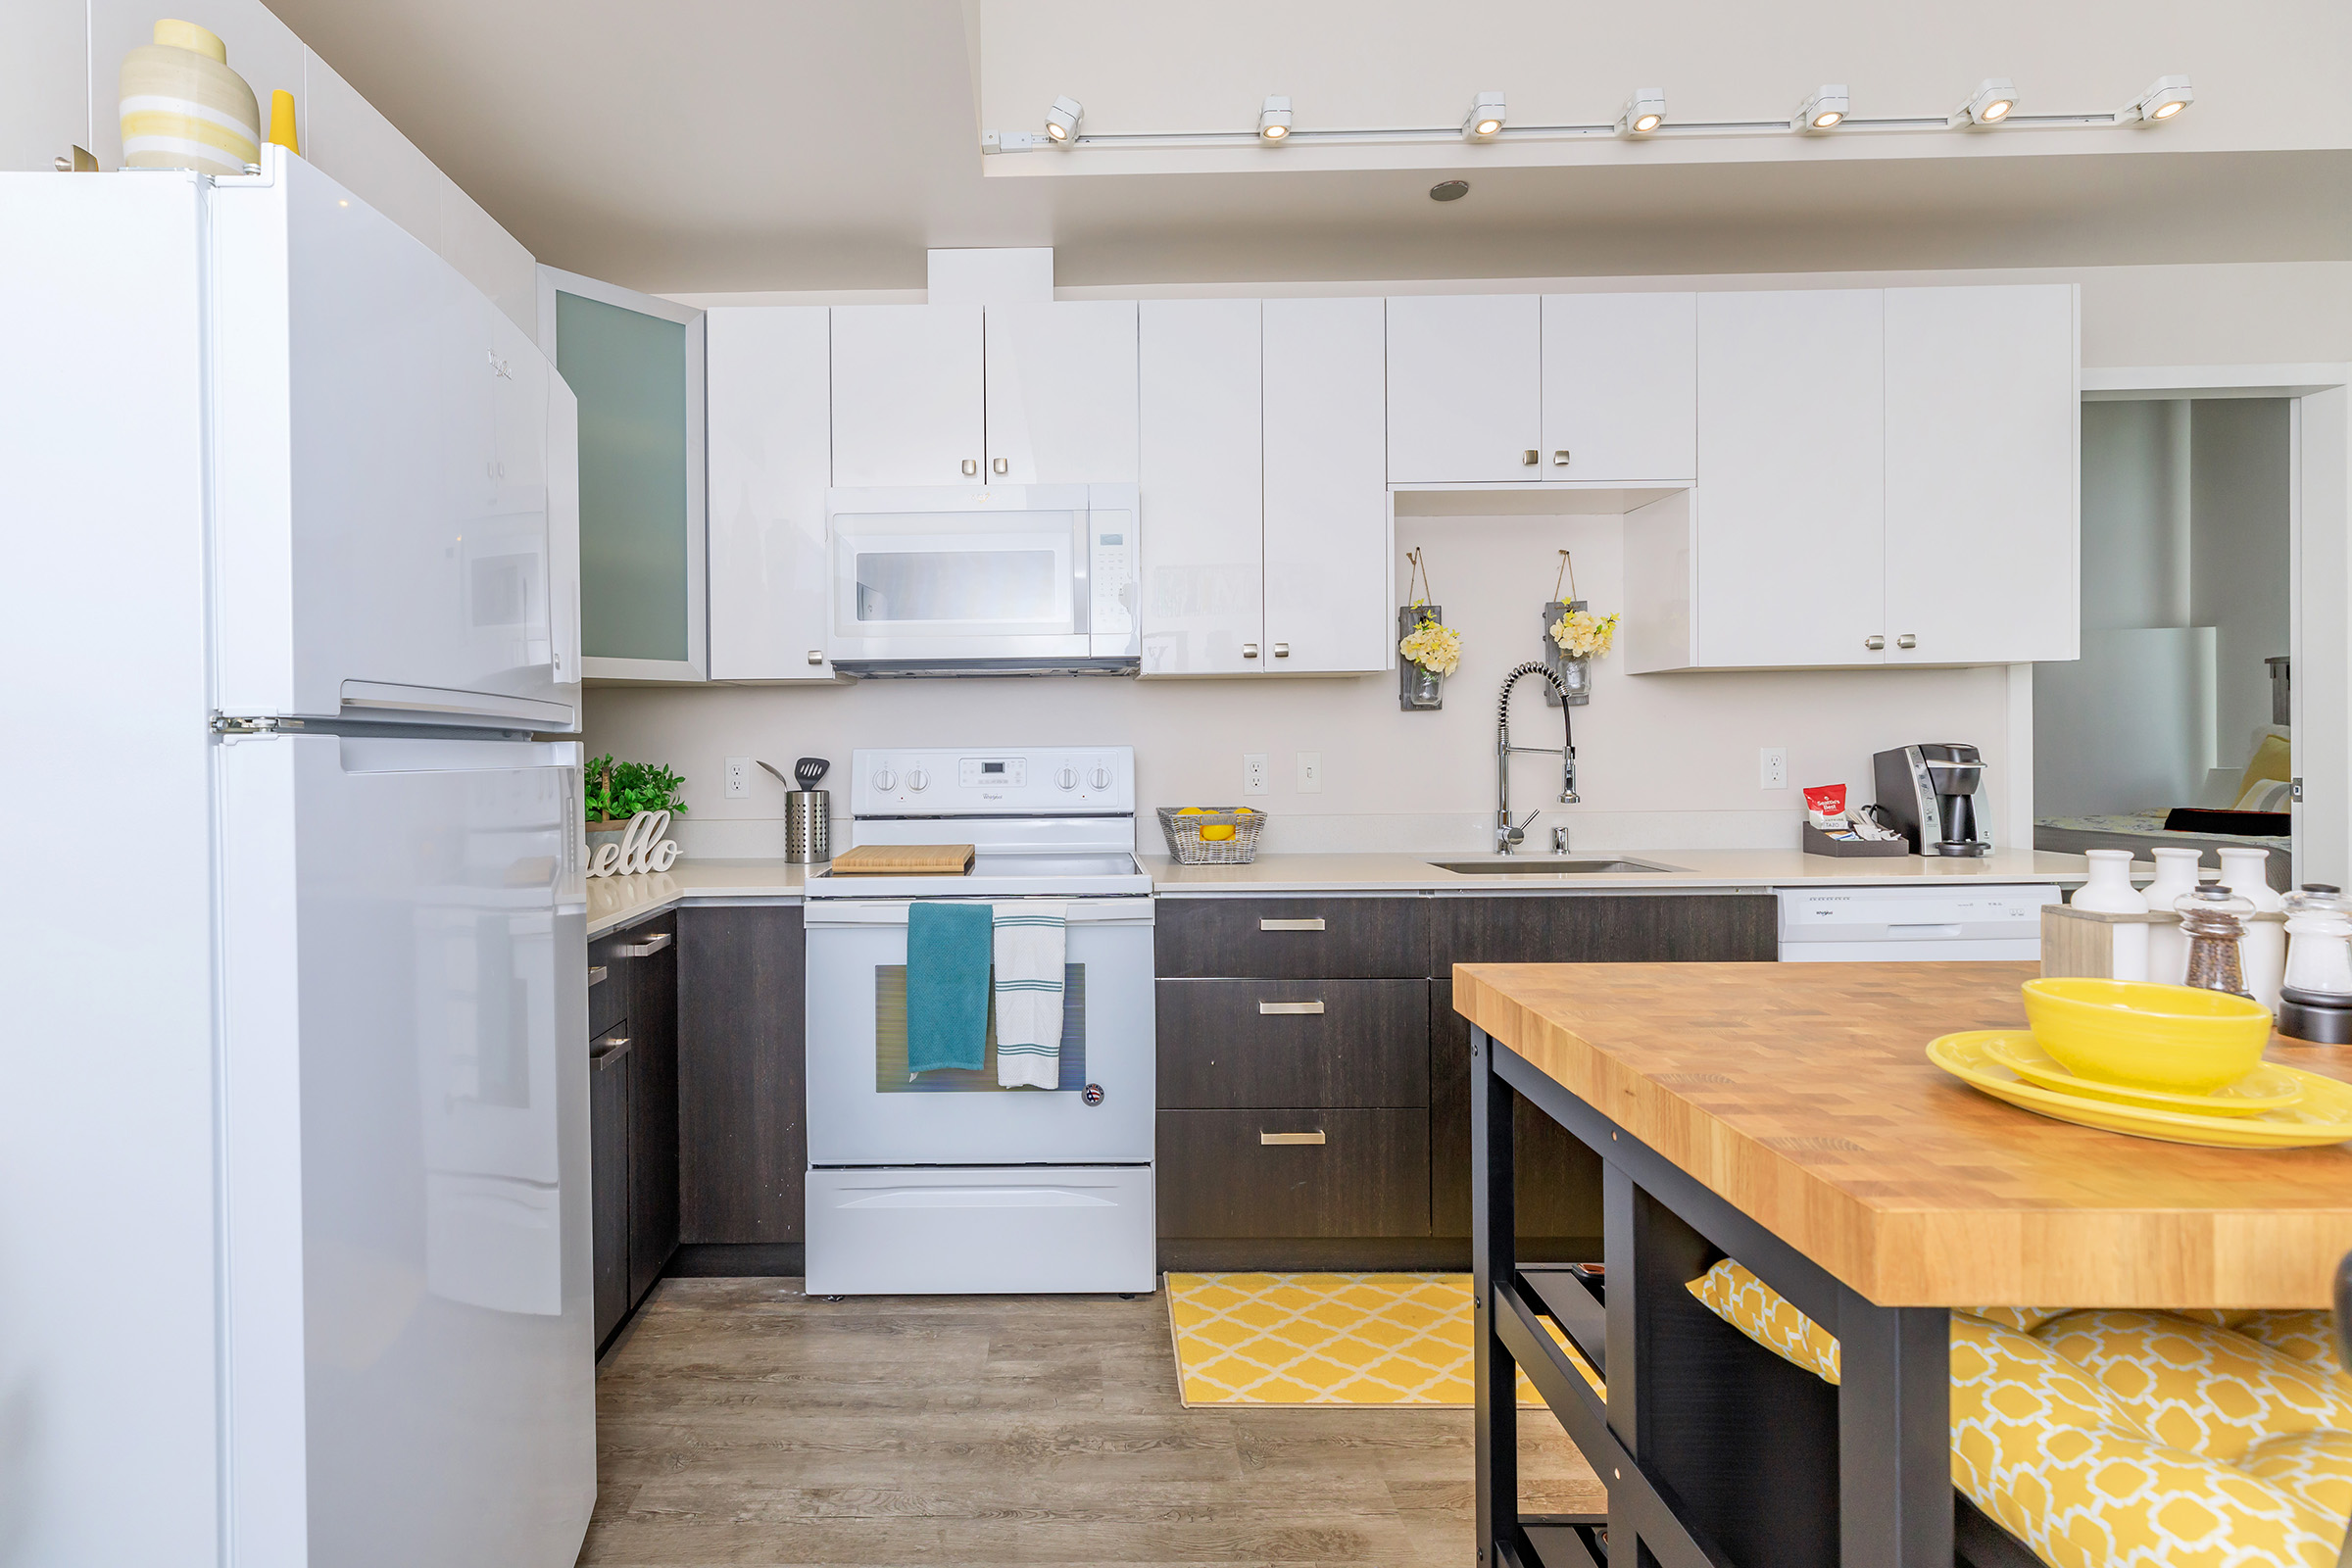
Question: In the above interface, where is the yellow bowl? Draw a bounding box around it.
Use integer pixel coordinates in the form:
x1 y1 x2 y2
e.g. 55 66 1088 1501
2019 978 2274 1094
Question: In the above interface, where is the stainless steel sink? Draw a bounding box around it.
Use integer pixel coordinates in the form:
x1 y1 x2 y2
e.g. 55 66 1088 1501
1425 858 1687 876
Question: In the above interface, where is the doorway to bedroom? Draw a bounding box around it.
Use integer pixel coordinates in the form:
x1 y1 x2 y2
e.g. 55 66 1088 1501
2034 397 2295 891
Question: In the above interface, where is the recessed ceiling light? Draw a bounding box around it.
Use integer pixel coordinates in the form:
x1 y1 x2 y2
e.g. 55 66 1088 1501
1792 84 1849 131
1462 92 1505 142
1258 96 1293 141
2125 74 2193 122
1430 179 1470 202
1617 88 1666 136
1044 96 1082 144
1952 77 2017 127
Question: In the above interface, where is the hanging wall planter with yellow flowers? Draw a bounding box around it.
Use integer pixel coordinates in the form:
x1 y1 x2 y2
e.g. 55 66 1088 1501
1542 551 1621 708
1397 548 1461 710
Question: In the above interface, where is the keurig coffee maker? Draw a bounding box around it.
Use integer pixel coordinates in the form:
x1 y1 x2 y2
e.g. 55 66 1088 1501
1872 744 1993 857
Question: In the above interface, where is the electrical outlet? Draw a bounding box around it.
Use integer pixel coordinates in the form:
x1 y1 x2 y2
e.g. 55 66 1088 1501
724 756 752 799
1759 747 1788 791
1296 752 1323 794
1243 754 1270 796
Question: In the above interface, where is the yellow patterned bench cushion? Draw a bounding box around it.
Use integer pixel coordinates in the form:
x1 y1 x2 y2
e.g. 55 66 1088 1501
1687 1258 2352 1568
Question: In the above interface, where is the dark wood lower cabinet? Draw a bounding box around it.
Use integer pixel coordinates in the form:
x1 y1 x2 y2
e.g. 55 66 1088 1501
1158 1108 1431 1238
1429 978 1602 1254
1157 978 1428 1108
677 905 807 1245
588 1033 631 1346
624 927 679 1302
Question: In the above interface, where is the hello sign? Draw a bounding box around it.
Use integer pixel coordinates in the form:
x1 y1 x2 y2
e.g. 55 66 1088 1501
587 809 680 878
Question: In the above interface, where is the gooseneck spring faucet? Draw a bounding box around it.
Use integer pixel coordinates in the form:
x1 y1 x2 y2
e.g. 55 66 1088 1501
1495 661 1578 855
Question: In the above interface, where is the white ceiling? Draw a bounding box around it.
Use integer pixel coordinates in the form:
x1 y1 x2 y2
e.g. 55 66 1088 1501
261 0 2351 293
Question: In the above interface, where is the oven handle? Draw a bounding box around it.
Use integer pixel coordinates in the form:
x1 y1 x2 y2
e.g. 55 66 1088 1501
803 898 1155 928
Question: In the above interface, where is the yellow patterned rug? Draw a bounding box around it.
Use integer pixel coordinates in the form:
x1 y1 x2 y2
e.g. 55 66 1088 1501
1166 1271 1601 1407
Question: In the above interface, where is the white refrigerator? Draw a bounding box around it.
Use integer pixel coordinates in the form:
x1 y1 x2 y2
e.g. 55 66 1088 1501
1 148 594 1566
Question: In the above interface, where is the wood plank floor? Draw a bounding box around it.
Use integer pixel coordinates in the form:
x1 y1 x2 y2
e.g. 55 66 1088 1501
578 1277 1603 1566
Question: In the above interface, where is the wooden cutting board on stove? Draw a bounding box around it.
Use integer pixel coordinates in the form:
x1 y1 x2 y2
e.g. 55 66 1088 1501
827 843 977 876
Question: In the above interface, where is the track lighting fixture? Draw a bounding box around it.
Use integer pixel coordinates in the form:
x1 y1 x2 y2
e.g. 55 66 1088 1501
1617 88 1665 136
1792 84 1848 131
2124 74 2193 122
1952 78 2017 127
1043 96 1082 143
1258 96 1293 141
1462 92 1505 141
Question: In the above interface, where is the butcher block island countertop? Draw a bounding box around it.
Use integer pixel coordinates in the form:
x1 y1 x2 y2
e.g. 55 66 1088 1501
1453 959 2352 1309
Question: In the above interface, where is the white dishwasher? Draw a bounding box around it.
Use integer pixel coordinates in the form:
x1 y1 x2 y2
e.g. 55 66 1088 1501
1777 883 2058 961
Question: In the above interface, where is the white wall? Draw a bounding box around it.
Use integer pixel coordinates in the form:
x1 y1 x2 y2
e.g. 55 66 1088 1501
2191 399 2293 766
585 511 2014 858
6 0 537 336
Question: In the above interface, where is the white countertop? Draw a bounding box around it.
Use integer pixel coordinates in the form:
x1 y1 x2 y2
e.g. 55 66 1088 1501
587 849 2093 936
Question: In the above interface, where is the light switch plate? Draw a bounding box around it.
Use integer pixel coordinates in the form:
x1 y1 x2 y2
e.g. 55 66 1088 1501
1296 752 1323 794
1759 748 1788 791
1243 754 1269 796
724 757 752 799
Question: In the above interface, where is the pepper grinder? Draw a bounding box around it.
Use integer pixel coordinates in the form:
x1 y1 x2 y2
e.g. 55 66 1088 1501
2175 885 2256 999
2278 884 2352 1044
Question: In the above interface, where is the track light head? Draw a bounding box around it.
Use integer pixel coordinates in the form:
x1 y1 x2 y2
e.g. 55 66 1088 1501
1617 88 1666 136
1792 84 1849 131
1953 77 2017 127
2125 74 2193 123
1462 92 1505 141
1044 96 1083 143
1258 95 1293 141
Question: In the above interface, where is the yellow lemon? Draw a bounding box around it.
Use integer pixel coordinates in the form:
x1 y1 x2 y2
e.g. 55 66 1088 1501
1177 805 1236 842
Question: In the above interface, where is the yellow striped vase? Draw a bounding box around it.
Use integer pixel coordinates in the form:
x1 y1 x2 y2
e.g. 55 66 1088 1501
119 20 260 177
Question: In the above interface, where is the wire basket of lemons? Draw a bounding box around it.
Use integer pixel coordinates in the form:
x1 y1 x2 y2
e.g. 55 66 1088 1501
1155 806 1268 865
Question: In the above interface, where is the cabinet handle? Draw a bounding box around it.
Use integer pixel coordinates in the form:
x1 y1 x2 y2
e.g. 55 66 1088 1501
588 965 609 986
961 458 979 477
1552 450 1571 466
808 650 824 665
1896 633 1917 650
590 1034 631 1059
1521 449 1539 466
1260 1130 1326 1146
992 457 1008 475
1272 642 1289 659
1258 1000 1326 1015
1865 635 1886 651
1242 643 1259 660
615 931 672 957
1258 917 1326 932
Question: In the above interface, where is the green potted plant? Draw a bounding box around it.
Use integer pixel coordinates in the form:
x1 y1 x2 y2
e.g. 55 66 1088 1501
585 756 688 874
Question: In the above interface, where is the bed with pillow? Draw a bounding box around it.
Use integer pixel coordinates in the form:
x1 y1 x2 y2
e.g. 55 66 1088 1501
2036 727 2293 892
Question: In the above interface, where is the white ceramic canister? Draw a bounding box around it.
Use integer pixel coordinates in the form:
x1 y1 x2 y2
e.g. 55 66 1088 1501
2071 849 2151 982
120 20 261 178
2216 847 2286 1012
2142 847 2205 986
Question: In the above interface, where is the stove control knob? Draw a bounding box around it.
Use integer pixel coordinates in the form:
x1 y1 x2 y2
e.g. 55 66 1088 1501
1088 764 1113 790
906 767 930 792
1054 765 1079 791
873 767 897 792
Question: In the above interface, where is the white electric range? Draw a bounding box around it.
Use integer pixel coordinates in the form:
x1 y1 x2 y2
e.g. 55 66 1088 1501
802 747 1155 1295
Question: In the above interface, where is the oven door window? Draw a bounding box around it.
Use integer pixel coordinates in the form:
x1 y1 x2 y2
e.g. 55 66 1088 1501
873 964 1086 1092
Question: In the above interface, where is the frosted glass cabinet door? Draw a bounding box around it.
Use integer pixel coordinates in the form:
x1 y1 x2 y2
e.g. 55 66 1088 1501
706 306 835 680
540 266 707 681
1138 298 1262 675
985 301 1139 484
831 304 984 486
1883 284 2079 665
1542 292 1696 482
1385 294 1542 483
1265 296 1390 673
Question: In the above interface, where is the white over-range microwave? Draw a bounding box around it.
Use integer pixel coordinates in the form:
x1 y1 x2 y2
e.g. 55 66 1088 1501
825 485 1140 677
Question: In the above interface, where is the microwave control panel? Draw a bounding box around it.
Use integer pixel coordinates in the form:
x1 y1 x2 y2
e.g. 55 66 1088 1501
1090 511 1135 637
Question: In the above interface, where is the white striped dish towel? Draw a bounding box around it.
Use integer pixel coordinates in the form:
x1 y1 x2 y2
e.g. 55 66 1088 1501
992 902 1067 1089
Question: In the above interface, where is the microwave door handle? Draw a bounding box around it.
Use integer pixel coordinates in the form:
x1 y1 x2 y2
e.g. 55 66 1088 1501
1071 510 1090 637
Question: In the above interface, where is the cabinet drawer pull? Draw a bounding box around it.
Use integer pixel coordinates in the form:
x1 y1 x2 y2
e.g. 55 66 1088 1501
1864 635 1886 651
1521 449 1540 466
961 458 979 477
590 1033 630 1059
1272 642 1289 659
588 964 609 986
1257 1000 1326 1015
615 931 672 957
1552 450 1571 466
1260 1130 1326 1146
992 457 1008 475
808 650 824 665
1258 917 1326 932
1896 633 1917 650
1242 642 1259 660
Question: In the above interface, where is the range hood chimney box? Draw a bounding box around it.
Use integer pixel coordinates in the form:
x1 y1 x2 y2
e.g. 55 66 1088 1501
927 247 1054 306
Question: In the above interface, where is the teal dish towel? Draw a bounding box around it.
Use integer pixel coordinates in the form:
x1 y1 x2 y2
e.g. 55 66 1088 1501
906 902 992 1074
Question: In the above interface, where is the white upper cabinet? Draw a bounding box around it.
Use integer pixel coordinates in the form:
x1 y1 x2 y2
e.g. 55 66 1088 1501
1385 294 1542 483
1138 299 1262 676
830 304 984 486
985 301 1139 484
707 306 835 681
1265 296 1390 673
1686 289 1886 668
1882 284 2079 666
1541 293 1696 483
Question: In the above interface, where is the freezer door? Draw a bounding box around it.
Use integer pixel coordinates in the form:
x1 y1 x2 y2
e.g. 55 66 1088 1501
212 149 572 729
217 732 593 1567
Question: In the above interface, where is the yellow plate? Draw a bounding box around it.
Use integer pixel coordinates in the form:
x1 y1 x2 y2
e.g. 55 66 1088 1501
1980 1033 2303 1116
1927 1031 2352 1149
